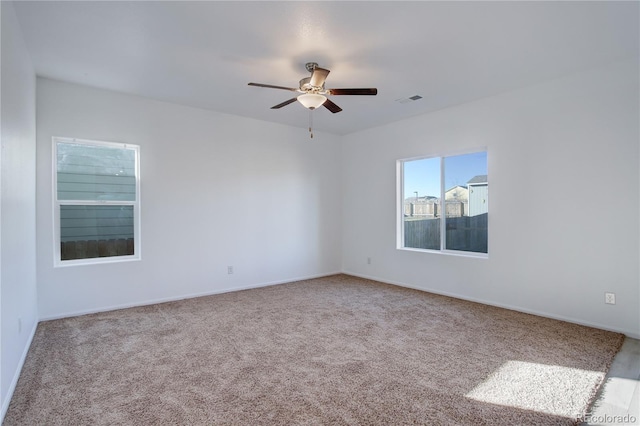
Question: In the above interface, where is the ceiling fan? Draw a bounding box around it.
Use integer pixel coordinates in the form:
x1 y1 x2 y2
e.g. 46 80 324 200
248 62 377 114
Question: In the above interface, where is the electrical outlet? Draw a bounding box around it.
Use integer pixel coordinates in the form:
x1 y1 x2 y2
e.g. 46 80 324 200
605 292 616 305
227 266 234 274
367 257 372 265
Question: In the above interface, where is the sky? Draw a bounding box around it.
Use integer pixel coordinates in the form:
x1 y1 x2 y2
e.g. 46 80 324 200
403 151 487 199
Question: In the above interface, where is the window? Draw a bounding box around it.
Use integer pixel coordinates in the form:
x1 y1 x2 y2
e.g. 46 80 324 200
398 150 487 256
53 137 140 266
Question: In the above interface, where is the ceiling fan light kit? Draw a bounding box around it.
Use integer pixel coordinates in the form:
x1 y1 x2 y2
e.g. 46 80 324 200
297 93 327 110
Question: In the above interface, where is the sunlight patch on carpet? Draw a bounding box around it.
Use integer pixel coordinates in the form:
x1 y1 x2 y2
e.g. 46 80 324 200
465 360 603 418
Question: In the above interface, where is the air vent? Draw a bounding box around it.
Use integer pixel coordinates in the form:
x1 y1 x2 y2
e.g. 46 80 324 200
395 95 423 104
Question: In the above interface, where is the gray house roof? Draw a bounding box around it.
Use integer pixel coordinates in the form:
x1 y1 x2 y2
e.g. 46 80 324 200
467 175 488 185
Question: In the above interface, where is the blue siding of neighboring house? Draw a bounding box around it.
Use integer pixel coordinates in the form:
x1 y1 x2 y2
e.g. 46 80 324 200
57 172 136 242
60 205 134 242
57 172 135 201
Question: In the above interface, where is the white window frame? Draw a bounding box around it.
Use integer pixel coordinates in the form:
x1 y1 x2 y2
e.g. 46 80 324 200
53 137 141 267
397 149 488 258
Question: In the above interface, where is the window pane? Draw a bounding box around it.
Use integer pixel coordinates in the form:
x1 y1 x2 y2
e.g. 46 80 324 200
60 205 134 260
57 142 136 201
444 152 488 253
403 157 441 250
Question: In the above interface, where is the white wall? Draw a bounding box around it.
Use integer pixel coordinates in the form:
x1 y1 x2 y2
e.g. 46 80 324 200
36 78 342 319
342 60 640 337
0 1 38 419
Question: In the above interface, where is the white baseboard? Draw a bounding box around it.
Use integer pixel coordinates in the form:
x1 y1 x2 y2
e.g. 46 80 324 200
343 270 640 340
1 320 38 423
39 271 343 322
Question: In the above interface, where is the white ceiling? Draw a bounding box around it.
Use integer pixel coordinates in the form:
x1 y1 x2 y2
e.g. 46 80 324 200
12 1 639 135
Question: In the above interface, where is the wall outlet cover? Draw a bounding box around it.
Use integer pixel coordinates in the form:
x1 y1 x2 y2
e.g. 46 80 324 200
605 292 616 305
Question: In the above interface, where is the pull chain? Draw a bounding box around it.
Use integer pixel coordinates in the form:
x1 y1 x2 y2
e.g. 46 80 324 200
308 109 314 139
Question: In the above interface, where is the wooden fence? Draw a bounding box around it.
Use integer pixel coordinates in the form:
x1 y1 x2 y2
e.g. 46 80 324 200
404 218 441 250
61 238 134 260
404 213 488 253
404 201 466 218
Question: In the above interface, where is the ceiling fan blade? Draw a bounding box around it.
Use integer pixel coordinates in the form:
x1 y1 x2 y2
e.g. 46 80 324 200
248 82 298 92
271 98 298 109
323 98 342 114
327 88 378 96
309 67 330 88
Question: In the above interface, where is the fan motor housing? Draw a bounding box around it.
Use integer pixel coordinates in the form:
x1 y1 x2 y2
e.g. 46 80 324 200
299 77 324 93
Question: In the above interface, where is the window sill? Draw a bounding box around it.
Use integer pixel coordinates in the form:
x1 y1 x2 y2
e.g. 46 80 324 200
398 247 488 259
54 255 141 268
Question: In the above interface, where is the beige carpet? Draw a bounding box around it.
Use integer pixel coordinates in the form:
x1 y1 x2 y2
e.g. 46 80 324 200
4 274 623 425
